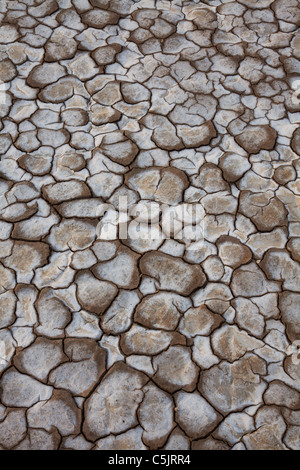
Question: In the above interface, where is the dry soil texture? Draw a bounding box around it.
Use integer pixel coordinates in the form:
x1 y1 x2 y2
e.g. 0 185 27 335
0 0 299 451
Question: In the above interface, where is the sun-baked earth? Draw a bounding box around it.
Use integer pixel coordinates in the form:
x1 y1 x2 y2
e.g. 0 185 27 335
0 0 299 451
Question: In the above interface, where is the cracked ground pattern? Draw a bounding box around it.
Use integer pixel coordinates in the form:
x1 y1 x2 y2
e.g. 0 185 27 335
0 0 300 451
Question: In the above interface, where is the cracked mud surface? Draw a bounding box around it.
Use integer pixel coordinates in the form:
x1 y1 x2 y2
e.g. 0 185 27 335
0 0 300 451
